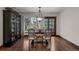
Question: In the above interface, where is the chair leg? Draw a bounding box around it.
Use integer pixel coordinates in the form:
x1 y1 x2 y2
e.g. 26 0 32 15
31 40 34 47
43 40 48 47
45 40 48 46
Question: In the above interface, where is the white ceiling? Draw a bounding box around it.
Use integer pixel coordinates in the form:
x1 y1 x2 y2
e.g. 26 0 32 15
14 7 64 13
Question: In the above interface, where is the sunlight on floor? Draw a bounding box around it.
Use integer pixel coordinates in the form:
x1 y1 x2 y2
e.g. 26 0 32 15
51 37 55 51
23 38 29 51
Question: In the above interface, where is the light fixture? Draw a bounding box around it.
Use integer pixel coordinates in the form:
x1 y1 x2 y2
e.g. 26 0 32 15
37 7 43 21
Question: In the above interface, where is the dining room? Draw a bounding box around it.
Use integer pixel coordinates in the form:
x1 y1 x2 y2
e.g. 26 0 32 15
20 7 57 51
0 7 79 51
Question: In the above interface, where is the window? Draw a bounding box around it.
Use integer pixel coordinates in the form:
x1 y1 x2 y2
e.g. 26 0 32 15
24 17 56 35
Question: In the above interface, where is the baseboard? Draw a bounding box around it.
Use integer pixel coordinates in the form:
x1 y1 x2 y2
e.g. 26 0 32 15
56 35 79 50
55 35 60 37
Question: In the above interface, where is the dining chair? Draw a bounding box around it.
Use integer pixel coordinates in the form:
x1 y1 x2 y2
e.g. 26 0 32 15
28 29 36 47
43 29 52 49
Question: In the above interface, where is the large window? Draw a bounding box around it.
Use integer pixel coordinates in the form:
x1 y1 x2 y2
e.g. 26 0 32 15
24 17 56 34
24 17 38 32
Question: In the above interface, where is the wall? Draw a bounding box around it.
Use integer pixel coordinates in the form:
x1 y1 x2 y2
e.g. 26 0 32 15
0 7 4 46
59 7 79 46
21 15 25 36
21 12 59 35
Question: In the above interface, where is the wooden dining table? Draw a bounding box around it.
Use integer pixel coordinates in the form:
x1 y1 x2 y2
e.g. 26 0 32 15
35 33 44 41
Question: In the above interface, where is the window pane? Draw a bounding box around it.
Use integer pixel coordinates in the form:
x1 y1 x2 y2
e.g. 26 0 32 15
24 17 55 33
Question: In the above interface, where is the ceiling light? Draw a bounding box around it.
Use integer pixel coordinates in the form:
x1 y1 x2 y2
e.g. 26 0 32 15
37 7 43 21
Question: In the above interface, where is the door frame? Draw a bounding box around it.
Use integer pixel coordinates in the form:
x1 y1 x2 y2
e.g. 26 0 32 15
45 16 56 36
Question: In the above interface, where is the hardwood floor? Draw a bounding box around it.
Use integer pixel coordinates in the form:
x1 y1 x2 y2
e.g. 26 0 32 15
0 36 79 51
29 44 50 51
55 37 79 51
0 37 51 51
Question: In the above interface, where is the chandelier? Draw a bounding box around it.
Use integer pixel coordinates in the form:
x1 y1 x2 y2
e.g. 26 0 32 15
37 7 43 21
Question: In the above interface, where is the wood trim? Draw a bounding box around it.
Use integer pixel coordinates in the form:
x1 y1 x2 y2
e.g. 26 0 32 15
54 17 56 35
5 7 20 15
44 16 56 18
56 35 79 50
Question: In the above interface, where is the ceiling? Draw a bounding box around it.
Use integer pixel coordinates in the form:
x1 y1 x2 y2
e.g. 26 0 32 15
14 7 65 13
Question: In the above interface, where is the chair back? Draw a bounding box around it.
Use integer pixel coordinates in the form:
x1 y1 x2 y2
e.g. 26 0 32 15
45 29 52 37
28 29 35 37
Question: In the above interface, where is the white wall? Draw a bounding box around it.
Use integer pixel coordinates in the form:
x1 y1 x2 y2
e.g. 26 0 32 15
0 7 4 46
59 7 79 46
